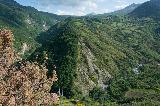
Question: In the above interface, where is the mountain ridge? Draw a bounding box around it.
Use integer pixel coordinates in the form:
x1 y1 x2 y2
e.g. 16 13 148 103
30 15 160 103
0 0 67 57
88 3 141 18
129 0 160 19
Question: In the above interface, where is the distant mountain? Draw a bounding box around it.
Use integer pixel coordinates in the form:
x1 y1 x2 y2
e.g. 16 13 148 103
112 3 141 15
90 3 141 17
86 12 97 16
130 0 160 19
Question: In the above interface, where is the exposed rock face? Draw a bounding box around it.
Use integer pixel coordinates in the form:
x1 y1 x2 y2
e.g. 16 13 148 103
75 42 112 95
0 29 59 106
20 43 30 55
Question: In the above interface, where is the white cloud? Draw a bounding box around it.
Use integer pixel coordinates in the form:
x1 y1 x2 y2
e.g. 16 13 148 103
115 4 128 9
47 0 109 16
38 0 98 7
35 0 102 16
21 0 141 16
115 0 129 10
56 10 74 15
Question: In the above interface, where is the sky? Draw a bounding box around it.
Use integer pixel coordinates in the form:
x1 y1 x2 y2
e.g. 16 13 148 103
15 0 149 16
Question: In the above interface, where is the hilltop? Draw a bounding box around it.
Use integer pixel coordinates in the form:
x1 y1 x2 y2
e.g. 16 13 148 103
130 0 160 19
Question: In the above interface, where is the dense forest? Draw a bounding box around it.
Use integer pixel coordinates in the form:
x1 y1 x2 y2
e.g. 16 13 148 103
30 15 160 105
0 0 160 105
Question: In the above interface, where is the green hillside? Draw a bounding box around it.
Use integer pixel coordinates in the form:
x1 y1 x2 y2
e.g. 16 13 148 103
0 0 160 105
0 0 67 57
30 15 160 105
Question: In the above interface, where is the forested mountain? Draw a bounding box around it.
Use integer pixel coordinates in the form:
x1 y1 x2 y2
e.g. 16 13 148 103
130 0 160 19
31 13 160 106
0 0 160 105
112 3 141 15
0 0 67 57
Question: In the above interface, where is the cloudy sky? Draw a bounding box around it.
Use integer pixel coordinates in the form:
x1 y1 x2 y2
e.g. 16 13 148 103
15 0 148 16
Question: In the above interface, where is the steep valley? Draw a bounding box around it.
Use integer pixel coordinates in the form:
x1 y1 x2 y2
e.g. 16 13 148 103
0 0 160 105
